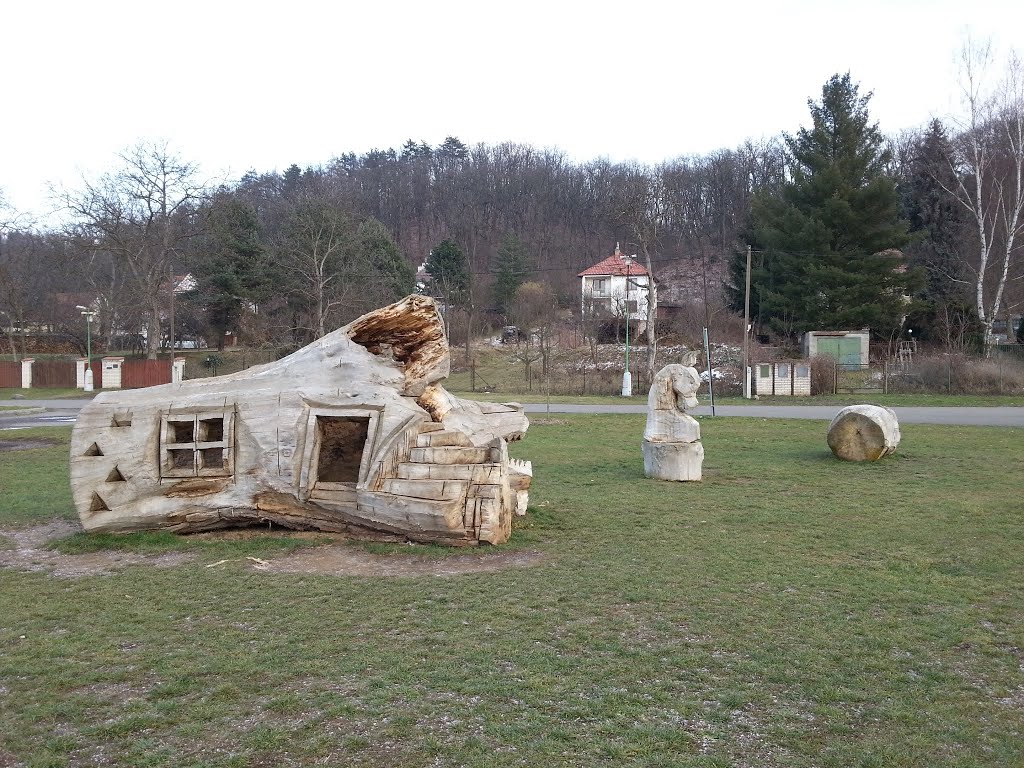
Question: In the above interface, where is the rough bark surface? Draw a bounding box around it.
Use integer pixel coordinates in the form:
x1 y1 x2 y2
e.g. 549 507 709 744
347 294 450 396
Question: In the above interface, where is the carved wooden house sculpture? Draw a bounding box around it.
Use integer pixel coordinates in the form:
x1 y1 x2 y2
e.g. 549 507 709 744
70 296 532 546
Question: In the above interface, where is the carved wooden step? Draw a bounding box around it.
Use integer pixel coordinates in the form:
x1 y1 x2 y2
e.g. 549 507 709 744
396 461 502 483
416 421 447 433
381 478 470 501
416 429 473 448
356 491 470 541
309 485 357 505
408 446 494 465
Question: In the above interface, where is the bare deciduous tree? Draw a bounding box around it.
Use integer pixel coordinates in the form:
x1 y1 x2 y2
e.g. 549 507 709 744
278 199 356 340
612 164 666 384
58 141 207 359
943 39 1024 350
508 281 559 382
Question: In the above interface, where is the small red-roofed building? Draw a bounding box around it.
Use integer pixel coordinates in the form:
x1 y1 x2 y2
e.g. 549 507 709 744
577 244 651 324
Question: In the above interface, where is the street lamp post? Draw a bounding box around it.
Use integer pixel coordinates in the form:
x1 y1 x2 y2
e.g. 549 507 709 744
76 305 96 392
622 255 633 397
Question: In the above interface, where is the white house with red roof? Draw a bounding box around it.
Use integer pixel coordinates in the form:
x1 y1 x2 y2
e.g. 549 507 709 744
577 245 650 323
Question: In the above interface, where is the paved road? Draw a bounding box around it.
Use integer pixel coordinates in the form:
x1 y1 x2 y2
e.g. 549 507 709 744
0 401 83 431
524 403 1024 427
3 400 1023 430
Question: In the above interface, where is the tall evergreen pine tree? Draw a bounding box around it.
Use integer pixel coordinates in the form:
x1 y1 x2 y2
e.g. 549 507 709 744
196 197 274 349
901 121 973 294
492 233 533 315
897 119 977 342
730 73 917 338
425 239 470 307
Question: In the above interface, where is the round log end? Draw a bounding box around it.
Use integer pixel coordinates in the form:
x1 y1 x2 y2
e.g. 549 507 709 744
827 405 901 461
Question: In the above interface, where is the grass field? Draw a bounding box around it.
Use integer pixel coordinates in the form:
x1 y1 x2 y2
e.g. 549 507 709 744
0 389 93 401
453 391 1024 408
1 418 1022 767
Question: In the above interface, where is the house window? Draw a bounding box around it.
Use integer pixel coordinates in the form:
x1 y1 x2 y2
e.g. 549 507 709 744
591 278 608 297
795 364 810 378
161 411 234 478
777 363 790 379
759 365 771 378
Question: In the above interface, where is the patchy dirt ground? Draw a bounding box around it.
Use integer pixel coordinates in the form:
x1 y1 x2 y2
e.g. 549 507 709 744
265 544 543 578
0 520 544 579
0 520 194 578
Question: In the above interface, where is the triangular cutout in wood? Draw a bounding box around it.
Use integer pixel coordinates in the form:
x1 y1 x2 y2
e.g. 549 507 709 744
84 443 103 457
111 413 132 428
106 466 126 482
89 492 110 512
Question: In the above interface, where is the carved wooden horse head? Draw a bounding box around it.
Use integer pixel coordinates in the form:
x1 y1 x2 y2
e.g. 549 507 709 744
648 363 701 414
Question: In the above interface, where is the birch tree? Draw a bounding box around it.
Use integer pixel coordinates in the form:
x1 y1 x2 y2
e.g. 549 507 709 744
944 40 1024 349
279 200 355 340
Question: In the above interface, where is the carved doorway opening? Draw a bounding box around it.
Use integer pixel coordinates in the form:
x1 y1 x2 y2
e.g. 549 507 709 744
315 416 369 483
299 408 381 509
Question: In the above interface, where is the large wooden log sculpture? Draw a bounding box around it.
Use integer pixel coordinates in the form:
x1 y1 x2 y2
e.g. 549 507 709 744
69 295 531 546
642 363 704 481
826 404 901 461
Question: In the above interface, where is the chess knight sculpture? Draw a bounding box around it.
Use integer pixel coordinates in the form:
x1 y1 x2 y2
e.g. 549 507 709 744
642 362 704 482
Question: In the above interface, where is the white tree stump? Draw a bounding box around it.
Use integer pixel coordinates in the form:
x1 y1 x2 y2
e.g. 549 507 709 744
827 404 901 461
642 441 704 481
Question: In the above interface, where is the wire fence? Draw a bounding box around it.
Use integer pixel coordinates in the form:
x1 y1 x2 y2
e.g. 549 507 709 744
825 351 1024 396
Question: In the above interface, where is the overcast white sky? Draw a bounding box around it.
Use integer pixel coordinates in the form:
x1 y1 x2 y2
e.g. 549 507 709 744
2 0 1022 225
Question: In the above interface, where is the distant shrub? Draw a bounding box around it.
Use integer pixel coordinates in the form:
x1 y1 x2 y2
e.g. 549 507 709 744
891 353 1024 395
809 355 836 395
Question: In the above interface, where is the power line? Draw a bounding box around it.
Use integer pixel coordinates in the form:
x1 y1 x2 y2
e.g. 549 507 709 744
456 246 904 278
464 252 740 277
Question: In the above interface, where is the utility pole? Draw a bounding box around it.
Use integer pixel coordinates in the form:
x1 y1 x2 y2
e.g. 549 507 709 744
700 244 715 416
743 244 752 399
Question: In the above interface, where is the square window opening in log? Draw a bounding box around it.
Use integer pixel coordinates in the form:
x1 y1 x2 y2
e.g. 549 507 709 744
167 449 195 473
170 419 195 443
160 411 234 480
316 416 370 484
199 418 224 442
199 448 224 470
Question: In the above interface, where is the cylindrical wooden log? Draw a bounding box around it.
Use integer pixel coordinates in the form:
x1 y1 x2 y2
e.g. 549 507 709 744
827 404 901 461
